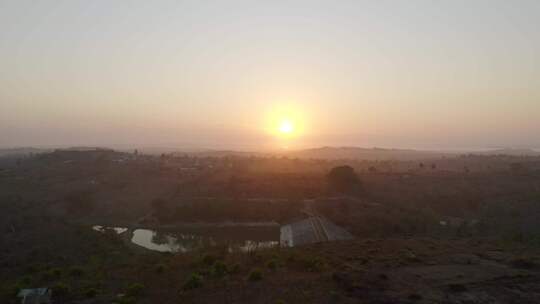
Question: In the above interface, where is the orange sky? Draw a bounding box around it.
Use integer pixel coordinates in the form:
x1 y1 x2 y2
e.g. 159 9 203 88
1 1 539 150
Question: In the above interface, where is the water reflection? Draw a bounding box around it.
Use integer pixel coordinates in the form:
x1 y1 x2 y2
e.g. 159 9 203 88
92 225 128 234
93 225 279 253
132 228 278 253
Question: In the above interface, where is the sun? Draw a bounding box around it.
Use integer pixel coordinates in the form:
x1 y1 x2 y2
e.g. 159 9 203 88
279 119 294 134
263 104 306 140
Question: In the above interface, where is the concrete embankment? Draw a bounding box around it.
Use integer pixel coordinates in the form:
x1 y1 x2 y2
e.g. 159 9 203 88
280 216 353 247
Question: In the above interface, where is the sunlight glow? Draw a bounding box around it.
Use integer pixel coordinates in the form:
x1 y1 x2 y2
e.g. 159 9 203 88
264 103 307 141
279 120 294 134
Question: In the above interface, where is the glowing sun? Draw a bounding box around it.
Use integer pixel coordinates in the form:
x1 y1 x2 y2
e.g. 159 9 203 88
279 119 294 134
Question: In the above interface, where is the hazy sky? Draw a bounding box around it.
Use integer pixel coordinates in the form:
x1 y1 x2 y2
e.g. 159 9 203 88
1 0 539 150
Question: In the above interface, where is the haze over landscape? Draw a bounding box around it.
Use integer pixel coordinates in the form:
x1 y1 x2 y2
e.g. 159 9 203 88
4 2 540 304
1 1 539 150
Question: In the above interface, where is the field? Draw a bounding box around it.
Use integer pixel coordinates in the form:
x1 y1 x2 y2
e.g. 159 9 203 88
1 149 540 303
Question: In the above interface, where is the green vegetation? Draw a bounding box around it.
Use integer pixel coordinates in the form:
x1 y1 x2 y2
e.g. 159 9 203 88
84 287 99 298
201 254 217 266
211 261 228 278
248 268 263 281
511 257 537 269
114 296 137 304
69 266 85 277
184 273 204 290
3 150 540 303
125 283 145 297
266 259 278 270
155 263 166 273
52 282 70 298
448 283 467 293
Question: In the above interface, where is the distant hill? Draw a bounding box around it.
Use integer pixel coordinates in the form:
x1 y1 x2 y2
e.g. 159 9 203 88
282 146 454 161
180 146 455 161
177 150 269 158
472 148 540 157
179 146 540 161
0 147 51 157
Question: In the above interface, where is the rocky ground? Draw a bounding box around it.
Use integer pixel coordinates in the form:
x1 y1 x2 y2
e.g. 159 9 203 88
170 238 540 304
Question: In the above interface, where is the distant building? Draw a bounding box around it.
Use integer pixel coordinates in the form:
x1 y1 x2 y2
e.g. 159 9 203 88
17 288 52 304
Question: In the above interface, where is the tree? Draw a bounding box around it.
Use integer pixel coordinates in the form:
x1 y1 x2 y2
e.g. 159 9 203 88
326 165 362 194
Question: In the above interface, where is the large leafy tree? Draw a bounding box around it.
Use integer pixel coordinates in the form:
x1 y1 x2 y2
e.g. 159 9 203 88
326 165 362 194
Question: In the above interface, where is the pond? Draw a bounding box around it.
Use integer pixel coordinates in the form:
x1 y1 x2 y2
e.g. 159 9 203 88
92 225 128 234
93 225 280 253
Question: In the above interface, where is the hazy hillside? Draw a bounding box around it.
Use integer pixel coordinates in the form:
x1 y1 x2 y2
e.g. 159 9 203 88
472 148 540 157
166 146 540 161
0 147 50 157
283 146 455 161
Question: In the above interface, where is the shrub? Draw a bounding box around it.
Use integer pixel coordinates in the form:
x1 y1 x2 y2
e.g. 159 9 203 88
18 275 32 286
202 254 216 266
511 258 537 269
69 267 84 277
184 273 203 290
48 268 62 278
212 261 228 278
248 268 263 281
230 263 241 273
266 259 278 271
114 296 136 304
448 283 467 293
155 264 166 274
0 282 23 298
126 283 144 297
302 257 325 272
330 290 341 301
52 282 70 298
40 271 54 282
84 287 98 298
25 264 40 273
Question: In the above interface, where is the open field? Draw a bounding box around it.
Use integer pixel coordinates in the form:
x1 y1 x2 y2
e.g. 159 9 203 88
2 149 540 303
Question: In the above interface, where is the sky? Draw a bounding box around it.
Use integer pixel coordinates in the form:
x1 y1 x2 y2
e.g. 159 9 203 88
1 0 539 150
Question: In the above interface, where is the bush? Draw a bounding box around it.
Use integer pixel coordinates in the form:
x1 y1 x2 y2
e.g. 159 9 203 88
40 268 62 282
0 282 23 299
126 283 144 297
114 296 136 304
448 283 467 293
302 257 325 272
52 282 70 298
48 268 62 278
511 258 537 269
25 264 40 273
18 275 32 286
266 259 278 270
230 263 241 273
84 287 99 298
69 266 84 277
248 268 263 281
184 273 203 290
330 290 341 301
155 264 166 274
202 254 216 266
212 261 228 278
